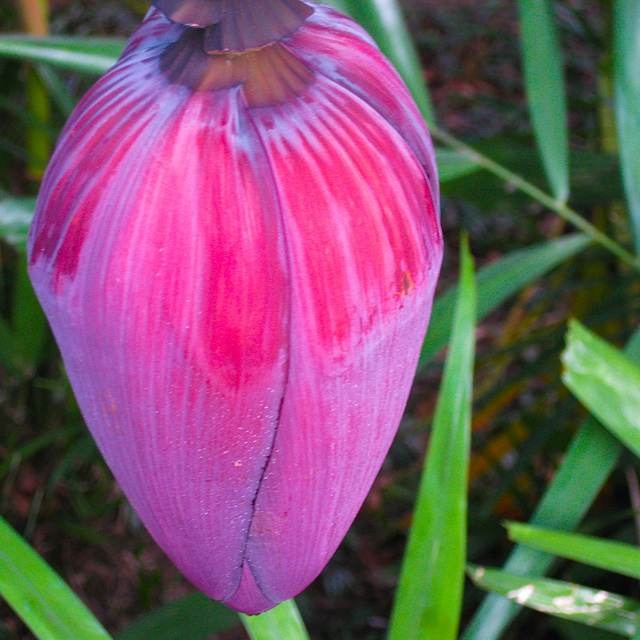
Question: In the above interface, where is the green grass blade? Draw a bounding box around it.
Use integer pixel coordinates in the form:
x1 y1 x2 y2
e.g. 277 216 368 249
419 233 590 368
506 522 640 580
240 600 309 640
461 326 640 640
0 515 113 640
562 319 640 458
0 35 123 74
613 0 640 253
388 236 476 640
517 0 569 202
0 194 36 247
115 592 239 640
326 0 435 125
468 566 640 638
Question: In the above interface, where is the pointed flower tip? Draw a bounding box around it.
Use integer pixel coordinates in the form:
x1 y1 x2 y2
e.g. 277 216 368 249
28 0 442 614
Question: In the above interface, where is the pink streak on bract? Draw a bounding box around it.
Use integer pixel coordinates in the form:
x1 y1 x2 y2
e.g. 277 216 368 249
28 4 443 614
289 4 439 208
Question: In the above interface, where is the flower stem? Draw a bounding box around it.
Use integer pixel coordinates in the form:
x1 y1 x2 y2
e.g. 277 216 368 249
240 600 310 640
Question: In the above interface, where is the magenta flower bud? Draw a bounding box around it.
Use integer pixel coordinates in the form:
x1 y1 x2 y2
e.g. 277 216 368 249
28 0 442 615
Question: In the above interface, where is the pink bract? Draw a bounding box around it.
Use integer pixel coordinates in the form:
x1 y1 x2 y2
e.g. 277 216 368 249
28 3 442 614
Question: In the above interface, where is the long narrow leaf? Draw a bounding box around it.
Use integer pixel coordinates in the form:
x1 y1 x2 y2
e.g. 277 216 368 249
613 0 640 253
115 592 238 640
469 566 640 638
419 233 590 367
0 516 113 640
0 35 123 74
506 521 640 580
388 236 476 640
461 326 640 640
327 0 435 125
240 600 309 640
562 319 640 458
517 0 569 202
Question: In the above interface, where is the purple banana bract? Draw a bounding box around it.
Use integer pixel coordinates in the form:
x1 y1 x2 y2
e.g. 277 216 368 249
28 0 443 615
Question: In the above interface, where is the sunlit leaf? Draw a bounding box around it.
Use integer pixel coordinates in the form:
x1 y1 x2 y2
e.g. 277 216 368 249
389 236 476 640
469 565 639 638
563 319 640 459
0 195 36 246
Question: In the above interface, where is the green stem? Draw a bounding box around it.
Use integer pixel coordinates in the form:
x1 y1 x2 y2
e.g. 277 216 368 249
431 125 640 271
240 600 310 640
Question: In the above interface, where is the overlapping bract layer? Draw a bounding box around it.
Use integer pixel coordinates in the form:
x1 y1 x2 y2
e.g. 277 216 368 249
28 3 442 614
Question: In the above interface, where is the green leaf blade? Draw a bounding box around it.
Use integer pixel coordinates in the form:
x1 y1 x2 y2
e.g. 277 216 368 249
517 0 570 202
506 522 640 581
0 35 123 74
388 236 476 640
562 319 640 459
613 0 640 253
0 516 113 640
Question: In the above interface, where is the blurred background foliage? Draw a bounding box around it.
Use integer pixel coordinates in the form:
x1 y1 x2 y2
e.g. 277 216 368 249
2 0 640 639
